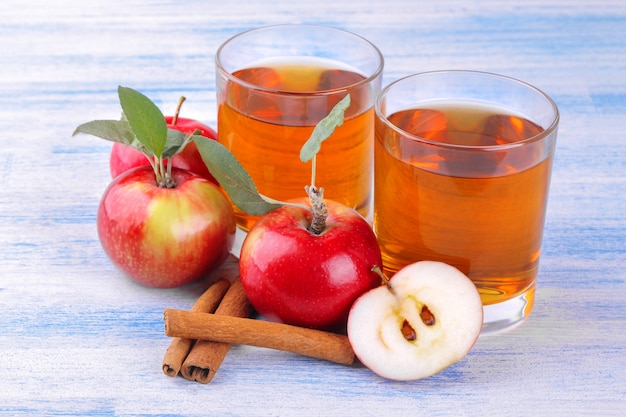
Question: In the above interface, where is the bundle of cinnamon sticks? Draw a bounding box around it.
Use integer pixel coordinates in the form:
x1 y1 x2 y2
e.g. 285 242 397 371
161 256 250 383
162 256 355 384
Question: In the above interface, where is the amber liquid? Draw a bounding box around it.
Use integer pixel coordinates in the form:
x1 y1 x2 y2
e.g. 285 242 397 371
374 103 552 305
218 58 374 230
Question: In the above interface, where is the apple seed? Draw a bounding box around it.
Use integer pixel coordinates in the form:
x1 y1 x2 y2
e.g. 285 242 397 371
401 319 417 341
420 305 436 326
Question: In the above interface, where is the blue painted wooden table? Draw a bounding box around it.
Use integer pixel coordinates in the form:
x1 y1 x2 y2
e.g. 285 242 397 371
1 1 625 415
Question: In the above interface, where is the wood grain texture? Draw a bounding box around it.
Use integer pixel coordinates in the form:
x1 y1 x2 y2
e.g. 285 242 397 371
1 0 625 416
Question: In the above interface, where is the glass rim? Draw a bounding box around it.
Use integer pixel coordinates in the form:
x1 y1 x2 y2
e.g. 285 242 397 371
215 23 384 96
375 70 560 151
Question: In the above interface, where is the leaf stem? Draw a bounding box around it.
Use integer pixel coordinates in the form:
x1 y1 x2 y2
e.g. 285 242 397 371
149 154 177 188
310 155 317 188
166 156 173 181
146 156 159 179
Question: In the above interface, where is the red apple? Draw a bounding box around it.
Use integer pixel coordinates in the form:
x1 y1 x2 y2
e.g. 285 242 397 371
109 116 218 183
97 166 236 288
239 198 383 331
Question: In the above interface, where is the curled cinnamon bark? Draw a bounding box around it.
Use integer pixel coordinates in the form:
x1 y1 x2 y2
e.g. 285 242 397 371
161 278 231 377
179 278 252 383
164 309 355 366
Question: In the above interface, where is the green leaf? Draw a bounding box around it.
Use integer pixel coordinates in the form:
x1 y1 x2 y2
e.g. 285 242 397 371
72 119 138 147
118 86 168 158
300 94 351 162
161 128 190 160
193 137 283 215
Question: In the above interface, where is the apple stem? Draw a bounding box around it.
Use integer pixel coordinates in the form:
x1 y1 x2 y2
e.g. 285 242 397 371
171 96 187 126
305 153 328 235
371 265 422 341
372 265 396 293
305 185 327 235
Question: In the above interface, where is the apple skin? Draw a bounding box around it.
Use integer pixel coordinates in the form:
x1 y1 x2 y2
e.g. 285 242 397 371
239 199 383 331
97 166 235 288
109 116 218 183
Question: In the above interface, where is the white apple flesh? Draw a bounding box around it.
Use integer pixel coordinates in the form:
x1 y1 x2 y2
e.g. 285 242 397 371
347 261 483 381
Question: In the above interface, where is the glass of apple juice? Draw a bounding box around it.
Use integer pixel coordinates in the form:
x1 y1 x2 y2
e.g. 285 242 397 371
215 24 384 235
373 70 559 333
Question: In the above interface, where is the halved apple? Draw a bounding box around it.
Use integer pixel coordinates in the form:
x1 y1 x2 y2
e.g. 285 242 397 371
347 261 483 381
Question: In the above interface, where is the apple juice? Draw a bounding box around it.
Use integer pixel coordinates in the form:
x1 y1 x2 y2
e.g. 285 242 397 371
374 102 553 305
218 57 374 230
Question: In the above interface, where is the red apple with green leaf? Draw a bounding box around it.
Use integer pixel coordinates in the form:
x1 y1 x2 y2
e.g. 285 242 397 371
239 197 382 330
195 95 383 330
109 97 218 183
73 86 235 288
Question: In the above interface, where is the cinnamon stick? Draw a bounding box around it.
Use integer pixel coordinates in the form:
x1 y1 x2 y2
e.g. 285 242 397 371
164 309 355 366
161 278 231 377
179 277 252 383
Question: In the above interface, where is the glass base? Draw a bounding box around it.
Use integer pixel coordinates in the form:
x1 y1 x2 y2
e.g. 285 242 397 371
481 284 535 335
232 225 535 335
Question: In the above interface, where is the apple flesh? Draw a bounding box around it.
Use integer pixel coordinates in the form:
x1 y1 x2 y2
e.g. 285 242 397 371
347 261 483 381
97 166 235 288
239 199 383 331
109 116 218 183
